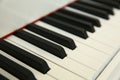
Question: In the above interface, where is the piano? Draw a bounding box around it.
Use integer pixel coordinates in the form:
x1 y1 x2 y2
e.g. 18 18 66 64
0 0 120 80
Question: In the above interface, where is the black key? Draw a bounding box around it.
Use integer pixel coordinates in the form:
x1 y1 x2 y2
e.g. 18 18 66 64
42 16 88 39
0 40 50 74
0 74 9 80
77 0 114 15
92 0 120 8
69 2 109 19
58 9 101 27
14 30 67 59
0 54 36 80
50 12 95 33
26 24 76 50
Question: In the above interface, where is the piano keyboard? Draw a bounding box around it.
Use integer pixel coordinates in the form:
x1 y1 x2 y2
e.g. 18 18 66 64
0 0 120 80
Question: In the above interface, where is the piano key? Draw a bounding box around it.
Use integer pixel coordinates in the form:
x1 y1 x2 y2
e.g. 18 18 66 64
34 22 120 77
13 30 67 59
77 0 114 15
57 8 101 27
49 12 95 33
0 74 9 80
0 50 56 80
92 0 120 8
41 16 88 39
34 21 120 79
37 21 114 55
0 54 36 80
69 2 109 19
10 31 119 79
26 23 76 50
89 9 120 48
7 35 96 80
0 40 50 74
64 7 120 49
5 40 85 80
23 27 109 70
8 29 117 80
46 59 85 80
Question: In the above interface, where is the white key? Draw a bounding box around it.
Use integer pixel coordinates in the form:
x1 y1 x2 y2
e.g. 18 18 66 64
7 35 95 80
47 60 85 80
0 50 56 80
